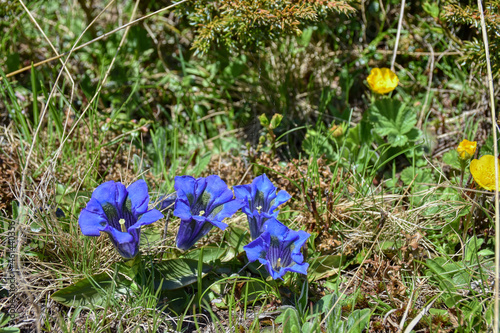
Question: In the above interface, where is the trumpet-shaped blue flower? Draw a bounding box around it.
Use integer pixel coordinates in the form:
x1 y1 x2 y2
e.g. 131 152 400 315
174 175 245 250
233 174 291 240
79 180 163 259
244 218 310 280
155 192 177 212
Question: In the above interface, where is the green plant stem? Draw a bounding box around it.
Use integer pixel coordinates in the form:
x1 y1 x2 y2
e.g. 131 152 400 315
459 161 466 189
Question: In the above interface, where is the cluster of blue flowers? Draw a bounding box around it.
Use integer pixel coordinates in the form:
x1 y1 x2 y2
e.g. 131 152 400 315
78 174 310 280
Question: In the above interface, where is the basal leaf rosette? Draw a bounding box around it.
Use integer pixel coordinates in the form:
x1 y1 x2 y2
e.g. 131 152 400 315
79 180 164 259
244 218 310 280
174 175 245 250
470 155 500 191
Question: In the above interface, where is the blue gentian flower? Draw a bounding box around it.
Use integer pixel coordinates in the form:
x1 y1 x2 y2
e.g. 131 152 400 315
243 218 310 280
55 208 65 218
155 192 177 212
233 174 291 240
174 175 245 250
79 180 163 259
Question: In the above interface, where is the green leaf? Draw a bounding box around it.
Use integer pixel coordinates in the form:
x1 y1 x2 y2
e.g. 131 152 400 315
5 53 20 73
370 99 417 147
302 320 320 333
0 328 21 333
276 307 301 333
193 152 212 177
298 27 313 46
0 314 19 332
425 258 457 292
183 246 236 264
315 293 341 330
478 249 495 257
400 167 434 186
423 1 440 18
444 294 462 308
224 225 250 254
51 271 134 309
146 258 211 291
55 184 92 208
442 150 462 170
308 255 342 281
346 308 371 333
465 236 484 263
140 227 163 245
297 279 309 314
0 313 9 328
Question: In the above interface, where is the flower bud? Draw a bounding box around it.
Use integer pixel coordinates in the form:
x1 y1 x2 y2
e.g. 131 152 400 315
259 114 269 127
329 124 343 137
269 114 283 130
457 139 477 160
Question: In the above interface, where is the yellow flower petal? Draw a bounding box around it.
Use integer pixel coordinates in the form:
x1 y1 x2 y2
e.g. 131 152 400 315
457 139 477 160
470 155 500 191
367 68 399 94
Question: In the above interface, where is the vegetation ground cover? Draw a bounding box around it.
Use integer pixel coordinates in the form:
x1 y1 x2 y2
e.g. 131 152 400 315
1 0 499 332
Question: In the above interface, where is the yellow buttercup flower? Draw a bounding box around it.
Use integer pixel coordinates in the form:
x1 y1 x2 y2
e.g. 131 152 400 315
367 68 399 94
470 155 500 191
457 139 477 160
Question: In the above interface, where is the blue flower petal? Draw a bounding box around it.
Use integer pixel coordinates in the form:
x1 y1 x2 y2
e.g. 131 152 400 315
129 209 163 230
194 177 208 203
233 184 251 203
285 262 309 276
78 198 108 236
79 179 162 258
235 175 290 240
203 175 234 214
208 219 228 231
252 174 277 210
210 199 245 223
105 225 134 244
173 175 244 250
243 218 310 280
126 179 149 217
92 181 128 210
243 236 268 262
106 227 140 259
55 208 65 218
270 190 291 213
192 215 207 223
252 174 275 197
192 215 228 231
246 211 272 240
174 199 193 221
233 184 253 216
240 206 252 216
176 219 214 250
174 176 197 204
266 261 284 280
290 230 310 263
263 218 289 241
155 192 177 211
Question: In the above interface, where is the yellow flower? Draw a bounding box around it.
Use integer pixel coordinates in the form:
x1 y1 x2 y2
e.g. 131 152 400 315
470 155 500 191
367 68 399 94
456 139 477 160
